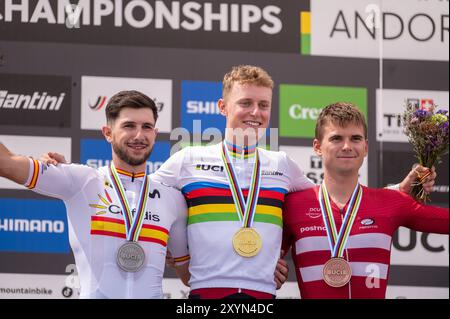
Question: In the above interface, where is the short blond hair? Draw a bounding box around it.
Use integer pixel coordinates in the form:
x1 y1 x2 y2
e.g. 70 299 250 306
222 65 274 100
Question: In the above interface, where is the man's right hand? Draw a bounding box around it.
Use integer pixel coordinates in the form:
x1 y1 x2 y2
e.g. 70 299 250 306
40 152 67 165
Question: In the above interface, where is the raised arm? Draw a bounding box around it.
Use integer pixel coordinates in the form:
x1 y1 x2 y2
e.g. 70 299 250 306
0 142 31 185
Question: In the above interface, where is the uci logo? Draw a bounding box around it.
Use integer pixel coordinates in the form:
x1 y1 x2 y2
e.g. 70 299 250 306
196 164 224 172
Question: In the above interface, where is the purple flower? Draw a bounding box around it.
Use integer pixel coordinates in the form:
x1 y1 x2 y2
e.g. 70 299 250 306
414 109 430 118
439 121 449 134
436 110 448 116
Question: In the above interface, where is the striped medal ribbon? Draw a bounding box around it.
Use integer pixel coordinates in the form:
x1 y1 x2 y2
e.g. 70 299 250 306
318 183 363 287
221 142 263 258
108 163 149 272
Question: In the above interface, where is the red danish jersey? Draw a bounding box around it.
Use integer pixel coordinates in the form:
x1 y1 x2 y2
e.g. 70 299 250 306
282 186 449 299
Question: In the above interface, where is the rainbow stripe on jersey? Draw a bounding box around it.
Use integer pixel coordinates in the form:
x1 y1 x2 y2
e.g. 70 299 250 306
182 181 285 227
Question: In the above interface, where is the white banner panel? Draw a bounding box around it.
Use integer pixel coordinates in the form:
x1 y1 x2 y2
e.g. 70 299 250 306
0 135 72 190
386 285 449 299
81 76 172 133
391 227 449 267
279 145 368 186
376 89 449 142
0 273 79 299
311 0 449 61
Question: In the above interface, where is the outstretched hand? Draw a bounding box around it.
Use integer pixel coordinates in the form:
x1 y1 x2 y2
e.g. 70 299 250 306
40 152 67 166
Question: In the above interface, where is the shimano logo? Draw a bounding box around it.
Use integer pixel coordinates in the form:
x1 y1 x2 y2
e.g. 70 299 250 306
0 90 66 111
300 225 326 234
187 101 220 115
0 218 65 233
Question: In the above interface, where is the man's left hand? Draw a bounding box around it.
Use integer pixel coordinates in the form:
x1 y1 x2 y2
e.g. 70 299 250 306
399 164 436 195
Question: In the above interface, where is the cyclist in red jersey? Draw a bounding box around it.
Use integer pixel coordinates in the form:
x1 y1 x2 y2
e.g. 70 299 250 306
282 102 449 299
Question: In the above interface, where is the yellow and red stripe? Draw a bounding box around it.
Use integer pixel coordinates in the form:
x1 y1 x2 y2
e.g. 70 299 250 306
26 159 40 189
115 168 146 179
90 216 169 247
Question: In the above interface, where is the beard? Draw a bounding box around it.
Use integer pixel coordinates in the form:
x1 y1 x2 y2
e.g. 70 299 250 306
112 141 152 167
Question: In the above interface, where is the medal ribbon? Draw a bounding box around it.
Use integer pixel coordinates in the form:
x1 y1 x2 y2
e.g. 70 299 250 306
108 163 149 242
318 183 363 258
221 142 261 227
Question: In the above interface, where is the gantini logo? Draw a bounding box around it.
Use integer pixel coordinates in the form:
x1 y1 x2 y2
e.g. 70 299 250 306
0 91 65 110
302 0 449 61
279 85 367 138
0 74 71 127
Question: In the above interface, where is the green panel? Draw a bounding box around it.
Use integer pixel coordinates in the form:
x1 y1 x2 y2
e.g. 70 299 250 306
301 34 311 55
279 85 368 138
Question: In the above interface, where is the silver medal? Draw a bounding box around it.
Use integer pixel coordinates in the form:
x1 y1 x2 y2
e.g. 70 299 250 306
116 241 146 272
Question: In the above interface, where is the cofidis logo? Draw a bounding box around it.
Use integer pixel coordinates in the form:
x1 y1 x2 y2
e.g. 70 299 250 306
181 81 224 134
279 85 367 138
0 199 69 253
80 139 171 173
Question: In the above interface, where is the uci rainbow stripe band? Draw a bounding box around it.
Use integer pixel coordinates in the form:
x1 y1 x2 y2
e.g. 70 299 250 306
108 163 149 242
318 183 363 258
221 142 261 228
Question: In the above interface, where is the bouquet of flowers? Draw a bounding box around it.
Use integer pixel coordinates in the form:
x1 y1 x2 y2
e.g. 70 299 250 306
402 102 449 203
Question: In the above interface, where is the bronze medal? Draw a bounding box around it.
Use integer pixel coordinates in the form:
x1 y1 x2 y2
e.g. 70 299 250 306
116 241 146 272
322 257 352 287
232 227 262 257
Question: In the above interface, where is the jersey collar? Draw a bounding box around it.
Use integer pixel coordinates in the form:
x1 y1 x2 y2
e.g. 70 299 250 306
115 167 146 182
224 140 257 159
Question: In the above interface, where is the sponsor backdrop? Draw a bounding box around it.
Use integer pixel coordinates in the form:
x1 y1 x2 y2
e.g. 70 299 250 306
0 0 448 299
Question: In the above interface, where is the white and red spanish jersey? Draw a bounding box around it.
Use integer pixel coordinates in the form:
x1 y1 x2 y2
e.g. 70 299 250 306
152 142 314 295
282 186 449 299
25 159 189 299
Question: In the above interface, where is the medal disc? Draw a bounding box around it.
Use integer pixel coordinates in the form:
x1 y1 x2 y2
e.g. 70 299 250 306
116 241 146 272
232 227 262 257
322 257 352 287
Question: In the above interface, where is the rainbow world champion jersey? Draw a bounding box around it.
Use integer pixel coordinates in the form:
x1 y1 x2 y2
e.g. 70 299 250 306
152 142 315 295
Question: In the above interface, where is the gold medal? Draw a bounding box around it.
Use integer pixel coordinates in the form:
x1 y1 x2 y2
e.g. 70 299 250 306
232 227 262 257
322 257 352 287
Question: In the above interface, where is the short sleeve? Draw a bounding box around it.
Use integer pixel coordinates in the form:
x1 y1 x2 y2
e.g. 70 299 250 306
166 187 190 266
25 158 94 201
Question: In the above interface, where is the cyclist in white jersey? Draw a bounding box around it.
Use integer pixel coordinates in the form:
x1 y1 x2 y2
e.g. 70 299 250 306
152 65 436 299
0 91 189 299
